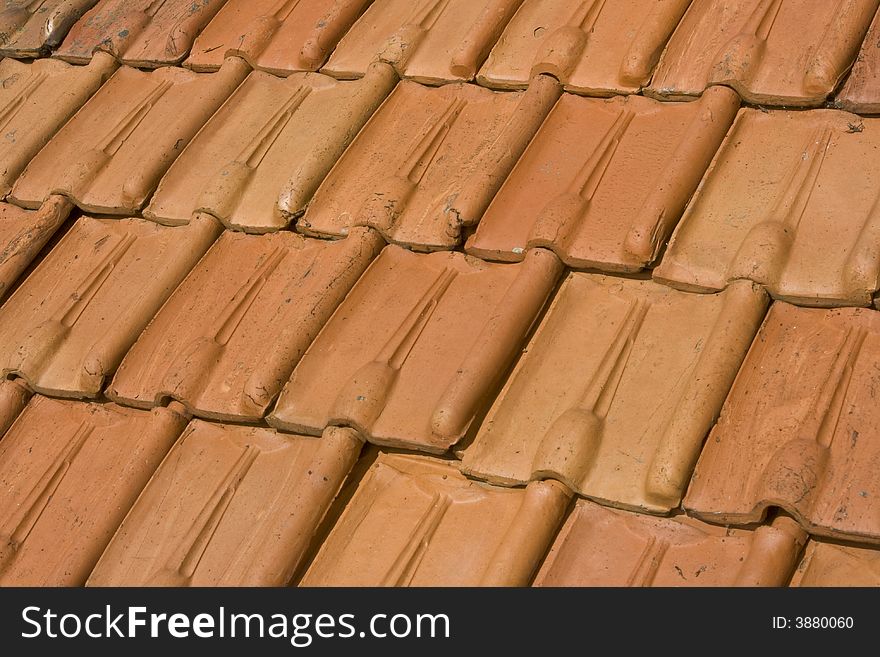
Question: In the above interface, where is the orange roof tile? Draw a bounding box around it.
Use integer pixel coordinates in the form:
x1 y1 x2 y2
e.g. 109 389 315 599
0 0 98 57
89 423 362 587
790 540 880 586
478 0 691 95
534 501 806 586
466 86 738 272
837 7 880 113
0 54 116 198
0 395 186 585
55 0 227 67
186 0 370 75
299 76 560 250
10 58 249 214
654 107 880 307
144 64 396 231
647 0 879 106
685 302 880 544
107 228 383 421
0 213 220 398
269 245 562 452
322 0 523 83
461 273 767 513
300 452 571 586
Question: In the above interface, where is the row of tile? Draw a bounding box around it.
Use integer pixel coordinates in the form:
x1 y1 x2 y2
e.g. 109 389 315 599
0 393 876 587
0 217 878 541
3 55 880 306
3 1 880 111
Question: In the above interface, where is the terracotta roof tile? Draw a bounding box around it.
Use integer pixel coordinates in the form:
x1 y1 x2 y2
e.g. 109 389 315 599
54 0 227 67
88 423 362 587
0 395 186 585
186 0 370 75
837 7 880 113
107 228 383 422
144 64 397 231
0 213 221 398
654 107 880 307
322 0 523 83
0 0 97 57
685 302 880 544
461 273 768 513
299 76 560 250
268 245 563 452
0 197 73 299
534 501 806 586
466 86 738 272
647 0 879 106
477 0 690 95
300 452 571 586
0 379 30 438
9 57 249 214
790 540 880 586
0 54 116 199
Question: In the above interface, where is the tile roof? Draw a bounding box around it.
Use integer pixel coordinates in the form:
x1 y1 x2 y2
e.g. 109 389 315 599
107 228 382 421
466 86 739 271
0 0 98 57
322 0 523 83
300 453 571 586
684 303 880 544
477 0 691 95
647 0 879 106
0 395 187 585
654 107 880 307
54 0 227 67
534 501 806 586
461 273 767 513
185 0 370 75
10 58 249 214
268 245 562 452
298 76 560 250
0 0 879 588
144 64 397 231
0 54 116 198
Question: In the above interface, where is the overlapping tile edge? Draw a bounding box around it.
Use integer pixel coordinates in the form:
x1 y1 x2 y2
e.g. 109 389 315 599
0 3 870 584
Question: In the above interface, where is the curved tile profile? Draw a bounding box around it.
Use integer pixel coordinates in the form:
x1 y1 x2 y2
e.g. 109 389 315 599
647 0 879 106
478 0 690 95
466 86 738 272
461 273 768 514
534 501 806 587
0 379 30 438
88 423 363 587
654 108 880 307
0 54 116 199
0 197 73 300
685 303 880 544
186 0 370 75
10 58 249 215
300 453 571 586
145 64 397 232
299 77 560 251
322 0 523 83
54 0 227 67
269 245 563 453
0 0 97 57
0 213 221 398
837 7 880 113
0 395 187 586
790 540 880 586
107 229 383 422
